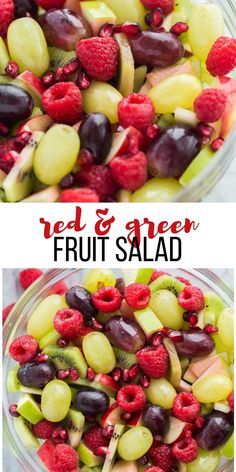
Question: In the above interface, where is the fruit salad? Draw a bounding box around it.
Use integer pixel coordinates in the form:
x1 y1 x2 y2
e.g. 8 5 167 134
0 0 236 202
6 268 234 471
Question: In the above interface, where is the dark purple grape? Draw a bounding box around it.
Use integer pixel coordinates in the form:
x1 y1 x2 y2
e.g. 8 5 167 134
143 405 170 436
39 9 91 51
196 411 234 450
147 126 201 178
14 0 38 18
115 278 125 297
105 316 145 354
129 31 184 68
0 85 34 124
17 362 55 388
79 113 112 164
65 286 97 324
173 329 215 358
74 387 109 415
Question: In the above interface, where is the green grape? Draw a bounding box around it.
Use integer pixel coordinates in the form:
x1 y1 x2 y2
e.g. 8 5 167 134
33 125 80 185
221 433 234 460
82 332 116 374
7 18 50 76
188 4 224 61
130 178 182 202
0 37 10 74
192 375 232 403
83 269 116 293
187 449 221 472
149 290 185 330
148 74 202 114
82 81 122 124
41 380 71 422
27 294 67 339
118 427 153 461
212 333 231 356
145 378 177 409
217 308 234 350
102 0 146 28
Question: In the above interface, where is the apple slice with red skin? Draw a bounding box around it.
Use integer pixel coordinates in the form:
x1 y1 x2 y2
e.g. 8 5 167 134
16 114 52 135
178 379 192 393
105 126 144 165
100 402 124 428
95 373 119 393
219 77 236 138
126 411 142 428
19 70 45 95
163 417 189 444
37 440 55 470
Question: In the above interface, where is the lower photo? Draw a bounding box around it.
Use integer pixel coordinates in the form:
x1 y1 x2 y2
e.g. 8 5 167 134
2 268 234 472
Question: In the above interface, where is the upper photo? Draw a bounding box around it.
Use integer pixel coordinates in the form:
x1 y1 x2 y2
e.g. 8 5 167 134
0 0 235 203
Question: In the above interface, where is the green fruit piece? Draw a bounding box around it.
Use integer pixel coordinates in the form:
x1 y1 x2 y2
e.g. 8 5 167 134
22 186 60 202
34 124 80 185
0 37 10 74
221 433 234 459
217 308 234 350
134 65 147 93
27 294 67 339
149 289 184 330
113 347 137 369
0 169 6 187
19 385 43 395
13 416 39 448
212 333 232 355
145 378 177 409
192 374 232 403
7 367 20 393
80 1 116 35
200 403 213 416
134 308 163 339
187 449 221 472
41 380 72 422
78 442 104 467
102 0 146 28
203 291 225 326
82 81 122 124
83 332 116 374
103 424 125 472
66 408 85 448
39 328 60 349
179 147 214 186
84 269 116 293
214 400 230 414
122 268 153 286
43 345 87 377
114 33 134 97
68 376 116 398
130 177 182 202
112 461 138 472
149 274 185 296
163 338 182 388
3 131 43 202
97 311 118 324
48 46 76 72
0 75 41 107
17 393 44 424
118 427 153 461
201 62 215 85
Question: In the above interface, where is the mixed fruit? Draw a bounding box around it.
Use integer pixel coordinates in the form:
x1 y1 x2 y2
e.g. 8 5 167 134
6 268 234 471
0 0 236 202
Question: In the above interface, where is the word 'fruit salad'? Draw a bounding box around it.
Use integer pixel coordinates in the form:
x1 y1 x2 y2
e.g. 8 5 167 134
0 0 236 202
6 268 234 471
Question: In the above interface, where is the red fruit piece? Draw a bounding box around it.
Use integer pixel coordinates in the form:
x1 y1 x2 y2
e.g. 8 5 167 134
76 165 118 199
206 36 236 77
125 283 151 309
9 335 39 365
176 276 191 286
173 392 200 422
145 467 165 472
137 345 169 379
51 444 79 472
178 286 204 312
110 151 148 192
53 308 83 340
83 425 110 455
92 286 122 313
150 270 168 283
36 0 65 9
148 442 176 471
227 391 234 412
37 440 56 471
194 88 227 123
0 0 14 37
118 93 155 132
32 419 57 439
59 188 100 202
141 0 174 14
76 37 119 81
117 384 146 413
42 82 83 125
49 281 68 295
19 268 43 290
2 302 15 323
172 435 198 463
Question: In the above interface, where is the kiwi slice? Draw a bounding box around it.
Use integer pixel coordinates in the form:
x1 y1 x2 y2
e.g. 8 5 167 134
113 347 137 369
48 47 76 72
7 367 20 393
102 424 125 472
163 338 182 388
65 408 85 448
39 328 60 350
77 442 103 468
43 345 87 377
19 385 43 395
149 274 185 297
134 65 147 93
13 416 39 448
204 291 225 325
69 376 117 398
114 33 135 97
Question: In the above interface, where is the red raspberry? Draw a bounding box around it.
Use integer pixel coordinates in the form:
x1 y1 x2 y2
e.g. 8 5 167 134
118 93 155 132
51 444 79 472
83 426 110 455
0 150 19 174
194 88 227 123
145 468 165 472
172 435 198 463
42 82 83 125
19 268 43 290
178 286 204 312
117 384 146 413
76 37 119 82
150 271 168 283
9 335 39 365
206 37 236 77
110 151 148 192
0 0 14 36
36 0 64 10
2 302 15 323
148 443 176 471
32 419 57 439
53 308 83 340
59 188 100 202
76 166 118 199
125 283 151 309
137 345 169 379
173 392 200 423
0 138 21 160
49 281 68 295
141 0 174 14
176 276 191 286
92 286 122 313
227 391 234 412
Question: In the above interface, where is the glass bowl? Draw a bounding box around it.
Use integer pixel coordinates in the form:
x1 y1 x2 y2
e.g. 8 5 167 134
2 268 234 471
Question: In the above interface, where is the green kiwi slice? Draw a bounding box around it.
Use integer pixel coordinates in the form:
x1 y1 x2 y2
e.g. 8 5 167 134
48 47 76 72
43 345 87 377
149 274 185 297
113 346 137 369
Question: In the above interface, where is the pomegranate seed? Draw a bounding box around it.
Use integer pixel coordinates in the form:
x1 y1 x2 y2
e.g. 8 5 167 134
120 22 142 38
60 173 75 189
51 428 69 443
146 124 161 140
42 71 55 88
183 312 191 321
77 149 94 167
95 446 109 456
56 369 70 380
145 13 152 26
138 455 149 466
122 368 130 382
153 434 163 442
87 367 96 382
195 417 205 428
204 324 218 334
99 22 114 37
15 131 32 145
5 60 19 79
161 327 170 336
92 318 104 331
211 137 224 152
197 123 214 144
76 71 91 90
9 404 20 417
0 150 19 173
188 314 198 327
69 368 79 381
168 331 183 342
151 332 163 346
57 337 69 348
35 354 49 363
112 367 122 382
184 49 193 58
129 364 140 379
121 412 132 422
139 374 150 388
55 66 67 82
86 415 96 422
63 58 79 75
0 122 10 137
150 8 164 28
103 425 114 437
170 22 189 36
